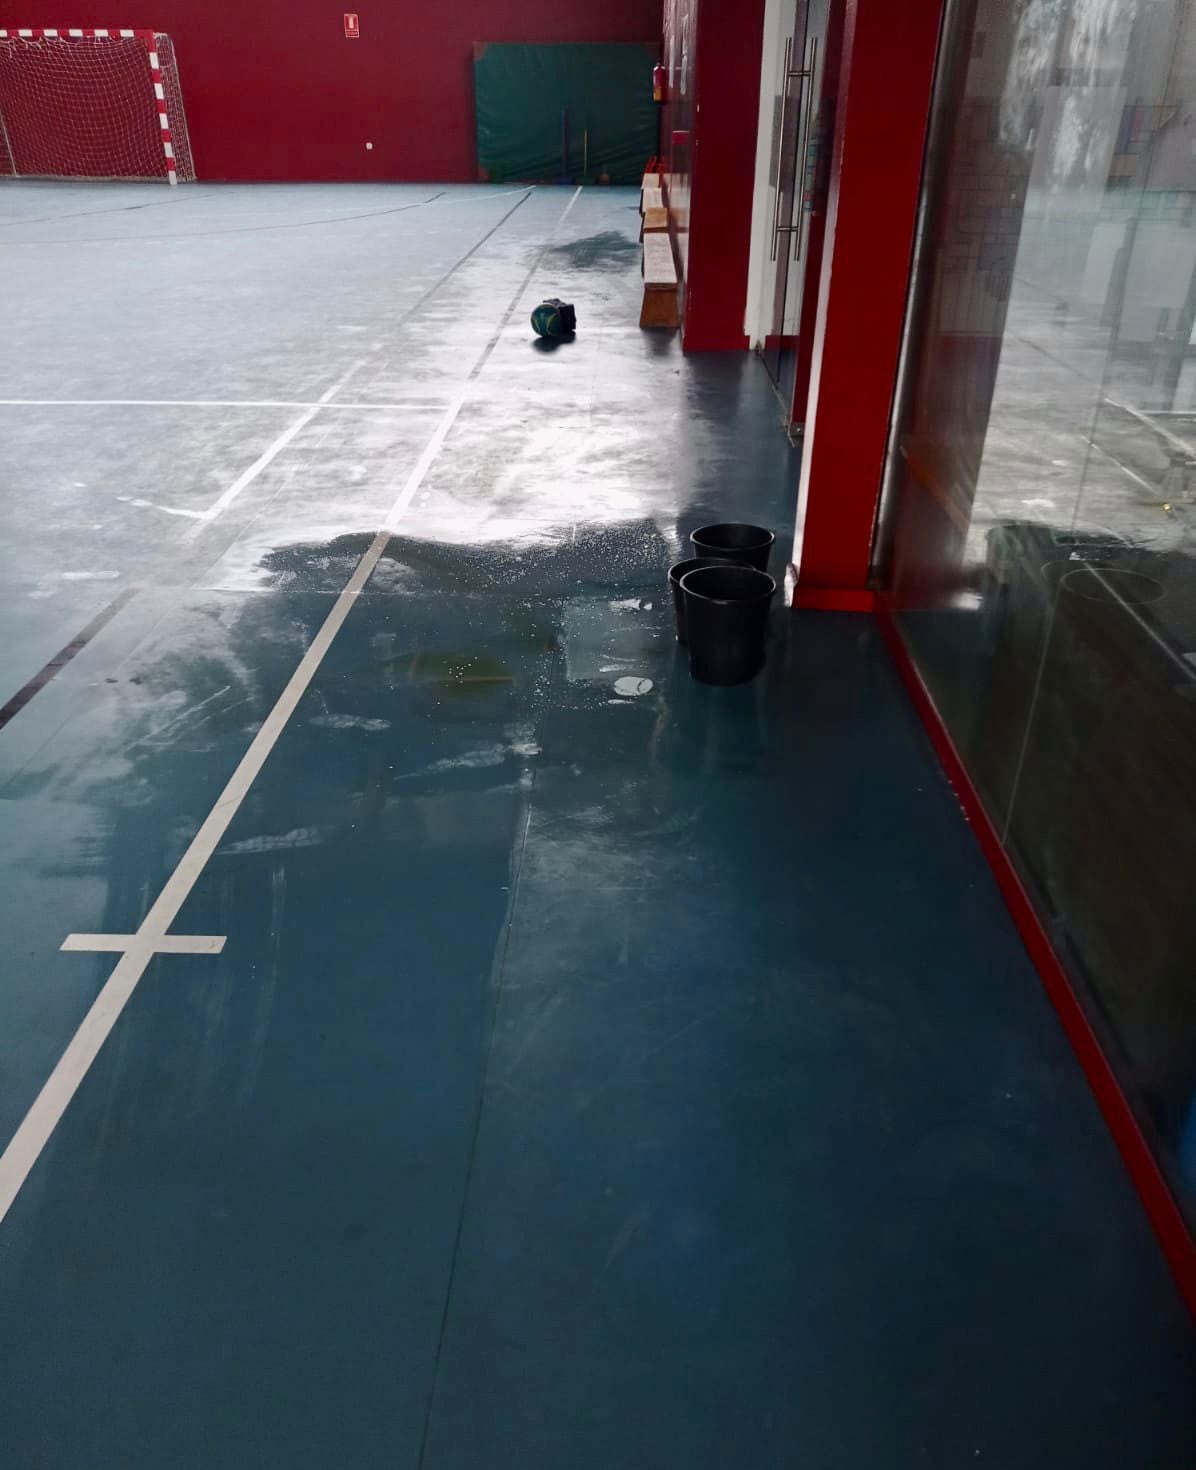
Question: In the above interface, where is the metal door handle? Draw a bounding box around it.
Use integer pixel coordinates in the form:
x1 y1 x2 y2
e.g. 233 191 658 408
770 34 814 262
792 36 818 262
769 35 794 261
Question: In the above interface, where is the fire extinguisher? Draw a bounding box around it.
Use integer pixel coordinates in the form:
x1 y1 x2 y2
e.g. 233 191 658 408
653 62 666 104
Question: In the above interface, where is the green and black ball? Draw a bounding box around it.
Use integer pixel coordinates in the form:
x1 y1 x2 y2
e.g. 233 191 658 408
531 298 577 338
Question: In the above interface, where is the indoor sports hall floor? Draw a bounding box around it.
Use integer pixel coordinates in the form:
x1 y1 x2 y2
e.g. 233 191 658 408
0 181 1193 1468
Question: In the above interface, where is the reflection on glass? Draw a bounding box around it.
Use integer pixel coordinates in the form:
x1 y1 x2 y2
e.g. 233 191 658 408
879 0 1196 1223
662 0 697 279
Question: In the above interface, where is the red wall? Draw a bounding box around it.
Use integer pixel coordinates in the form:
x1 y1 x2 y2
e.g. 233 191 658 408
5 1 660 180
683 0 765 349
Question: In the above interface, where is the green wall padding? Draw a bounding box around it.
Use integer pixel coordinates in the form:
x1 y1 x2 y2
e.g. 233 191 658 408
474 43 657 185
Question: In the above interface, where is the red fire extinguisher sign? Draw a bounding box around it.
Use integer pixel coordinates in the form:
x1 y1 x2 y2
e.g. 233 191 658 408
344 12 360 38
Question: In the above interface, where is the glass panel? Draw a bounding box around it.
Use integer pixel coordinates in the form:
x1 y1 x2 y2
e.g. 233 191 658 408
879 0 1196 1222
662 0 697 283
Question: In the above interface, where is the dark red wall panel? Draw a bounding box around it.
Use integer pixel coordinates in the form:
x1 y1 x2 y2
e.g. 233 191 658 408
6 1 660 180
681 0 765 350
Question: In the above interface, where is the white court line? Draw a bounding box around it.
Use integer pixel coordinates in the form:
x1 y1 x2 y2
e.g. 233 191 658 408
0 399 445 410
61 934 226 955
1104 396 1195 455
436 187 536 206
120 496 208 520
0 185 585 1231
4 396 450 523
0 474 414 1229
180 183 565 527
186 363 366 529
1082 434 1156 494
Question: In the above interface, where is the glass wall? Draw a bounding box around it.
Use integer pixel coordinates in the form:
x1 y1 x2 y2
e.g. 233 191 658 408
879 0 1196 1225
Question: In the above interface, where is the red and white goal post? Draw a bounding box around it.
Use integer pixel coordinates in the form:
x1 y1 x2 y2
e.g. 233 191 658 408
0 27 194 184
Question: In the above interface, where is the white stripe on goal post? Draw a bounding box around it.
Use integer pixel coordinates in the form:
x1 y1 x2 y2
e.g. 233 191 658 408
145 38 177 185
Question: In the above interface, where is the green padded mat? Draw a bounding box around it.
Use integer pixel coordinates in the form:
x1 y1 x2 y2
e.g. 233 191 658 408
473 42 658 185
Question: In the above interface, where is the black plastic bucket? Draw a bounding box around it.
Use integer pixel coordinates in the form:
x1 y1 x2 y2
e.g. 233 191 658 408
668 556 737 644
690 522 775 571
680 564 776 685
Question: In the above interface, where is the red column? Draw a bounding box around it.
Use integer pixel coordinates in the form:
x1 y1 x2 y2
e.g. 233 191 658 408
679 0 767 352
792 0 945 606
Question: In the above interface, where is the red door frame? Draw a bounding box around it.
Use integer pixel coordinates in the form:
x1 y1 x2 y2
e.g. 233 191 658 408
790 0 943 606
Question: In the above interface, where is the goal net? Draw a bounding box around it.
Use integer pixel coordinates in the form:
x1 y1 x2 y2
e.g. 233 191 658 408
0 28 194 183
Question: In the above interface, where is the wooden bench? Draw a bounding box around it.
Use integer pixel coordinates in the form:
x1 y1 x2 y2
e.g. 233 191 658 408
642 206 669 233
640 231 679 329
639 186 665 240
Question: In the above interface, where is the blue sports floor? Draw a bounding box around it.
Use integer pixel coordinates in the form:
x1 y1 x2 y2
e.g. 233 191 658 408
0 182 1192 1467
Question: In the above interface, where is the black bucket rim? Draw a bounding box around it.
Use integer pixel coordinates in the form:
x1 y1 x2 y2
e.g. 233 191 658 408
668 554 739 588
690 522 777 554
679 564 777 605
